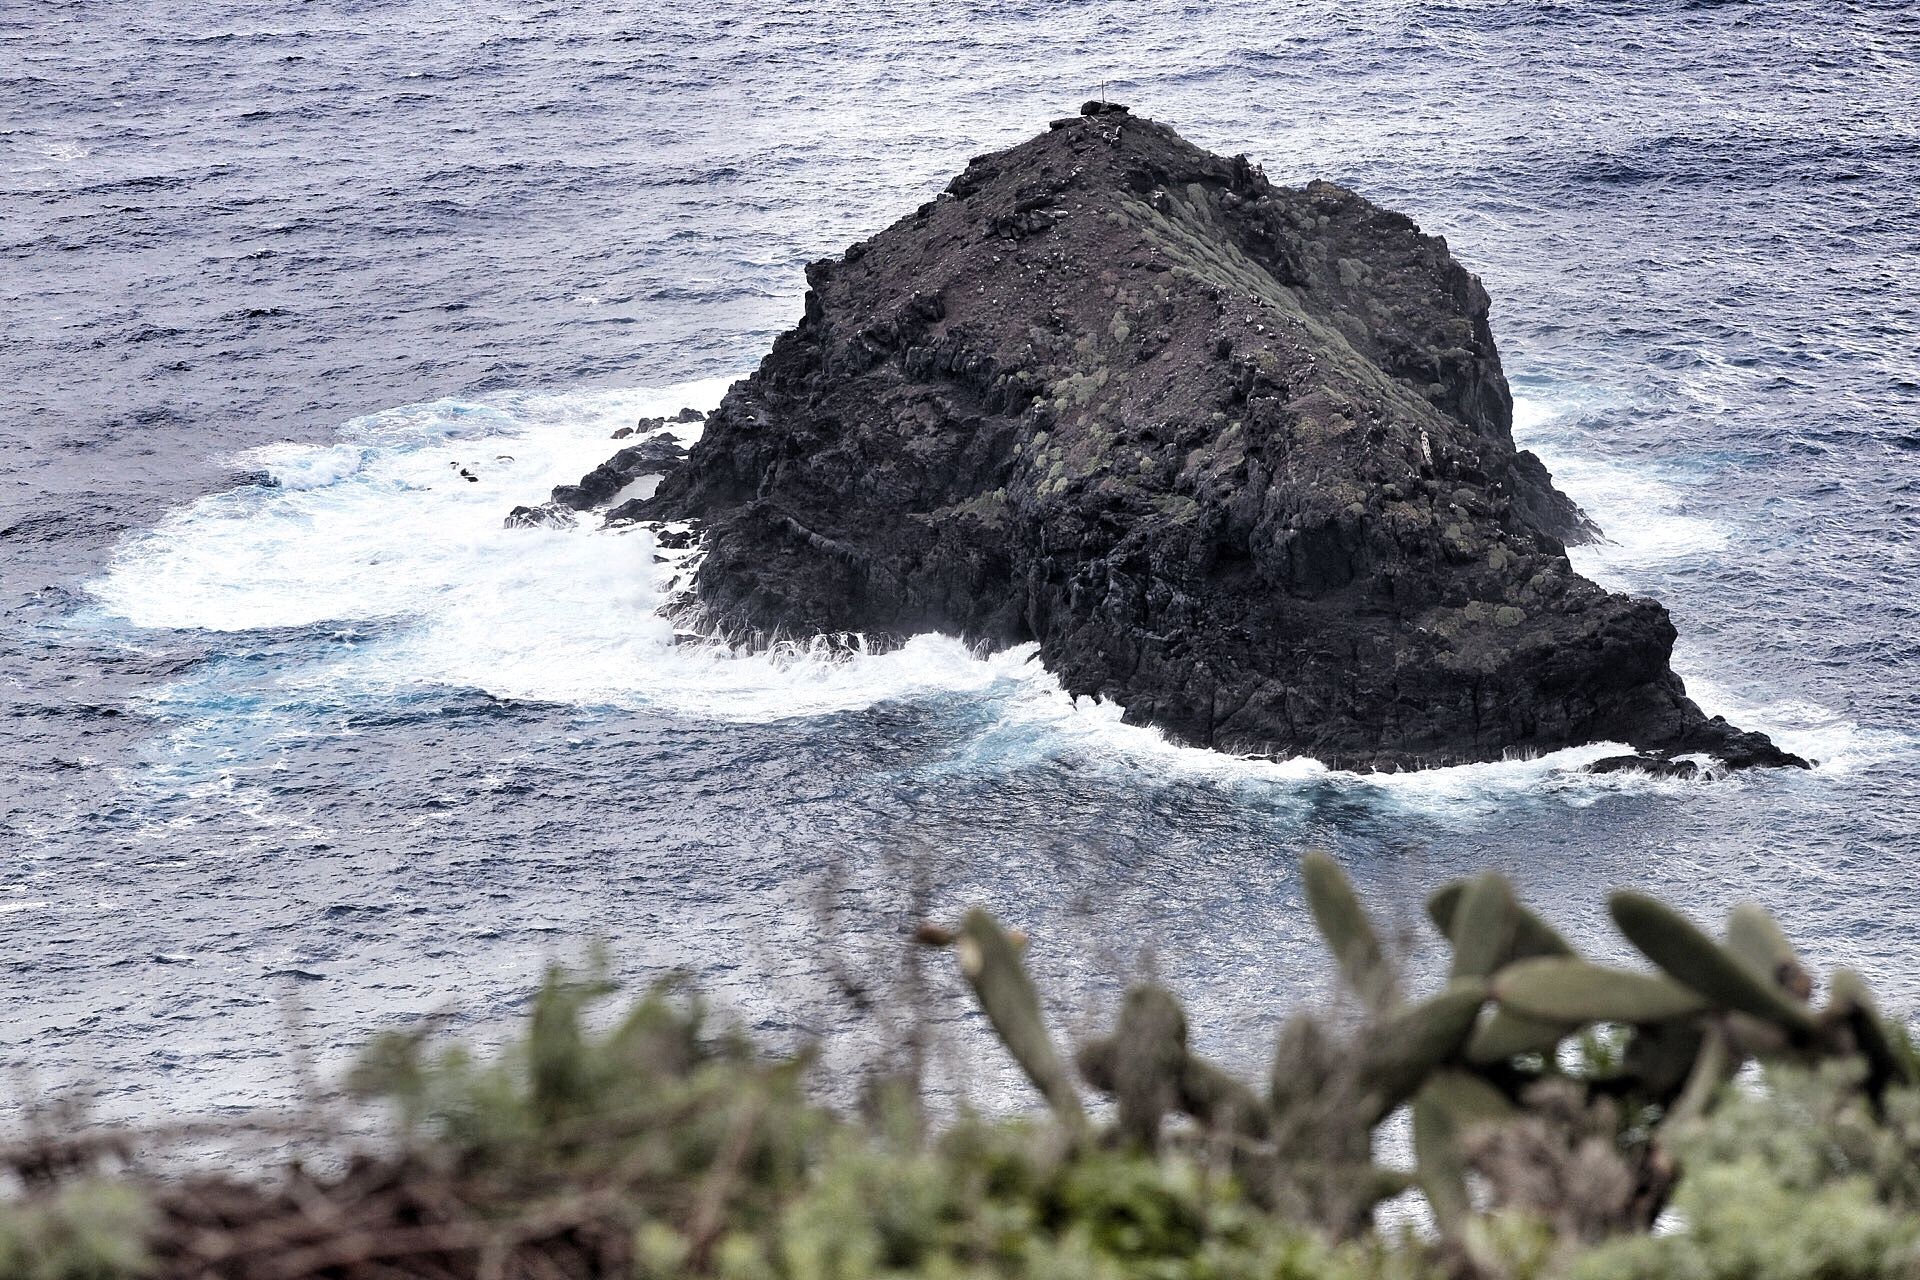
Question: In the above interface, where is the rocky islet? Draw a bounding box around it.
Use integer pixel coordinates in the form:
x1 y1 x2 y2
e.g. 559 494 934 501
530 104 1804 775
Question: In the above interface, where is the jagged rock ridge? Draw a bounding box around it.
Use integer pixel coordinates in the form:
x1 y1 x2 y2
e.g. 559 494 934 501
622 105 1802 772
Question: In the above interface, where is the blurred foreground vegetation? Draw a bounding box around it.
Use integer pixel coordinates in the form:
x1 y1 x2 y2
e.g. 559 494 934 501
8 855 1920 1278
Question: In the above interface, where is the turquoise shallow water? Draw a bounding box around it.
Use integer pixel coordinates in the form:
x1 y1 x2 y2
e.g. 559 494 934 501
2 1 1917 1121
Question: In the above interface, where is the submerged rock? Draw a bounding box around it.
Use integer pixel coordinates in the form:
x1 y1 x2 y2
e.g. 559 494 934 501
1589 754 1703 781
504 416 698 529
632 108 1804 772
504 503 577 530
553 431 688 512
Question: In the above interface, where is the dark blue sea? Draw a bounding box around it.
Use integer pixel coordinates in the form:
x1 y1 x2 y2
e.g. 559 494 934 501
3 2 1917 1122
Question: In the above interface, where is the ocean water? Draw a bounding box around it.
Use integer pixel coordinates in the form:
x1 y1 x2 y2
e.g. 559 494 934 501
3 2 1917 1122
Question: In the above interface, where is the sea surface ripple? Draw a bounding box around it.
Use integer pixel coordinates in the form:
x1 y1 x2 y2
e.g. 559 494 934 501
2 1 1917 1120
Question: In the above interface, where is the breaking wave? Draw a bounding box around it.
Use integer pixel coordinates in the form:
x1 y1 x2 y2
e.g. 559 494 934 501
88 380 1874 822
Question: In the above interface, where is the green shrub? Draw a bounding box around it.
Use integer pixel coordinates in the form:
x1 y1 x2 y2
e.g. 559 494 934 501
0 1182 150 1280
11 868 1920 1279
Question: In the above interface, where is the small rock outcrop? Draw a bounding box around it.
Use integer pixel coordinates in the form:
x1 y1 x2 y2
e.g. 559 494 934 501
625 107 1803 772
505 414 697 530
552 433 686 511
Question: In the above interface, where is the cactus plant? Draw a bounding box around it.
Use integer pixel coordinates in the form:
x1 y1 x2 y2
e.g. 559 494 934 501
1413 1070 1515 1231
1446 873 1519 980
1661 1021 1732 1130
1467 1007 1579 1064
1302 851 1396 1008
1492 957 1709 1024
1610 892 1817 1036
951 908 1087 1135
1106 984 1189 1145
1725 901 1812 1000
1428 878 1574 961
1825 968 1914 1100
930 858 1919 1253
1356 979 1487 1121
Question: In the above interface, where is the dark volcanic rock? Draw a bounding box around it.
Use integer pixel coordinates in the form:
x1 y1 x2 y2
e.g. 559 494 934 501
503 415 699 530
637 108 1804 772
504 503 578 530
1589 754 1702 780
552 431 688 512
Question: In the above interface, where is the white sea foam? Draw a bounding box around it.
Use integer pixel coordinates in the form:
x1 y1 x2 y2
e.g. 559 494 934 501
907 663 1665 819
1513 393 1885 774
256 442 369 491
1675 664 1892 776
93 381 731 636
1512 395 1729 589
89 380 1853 809
91 378 1050 722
